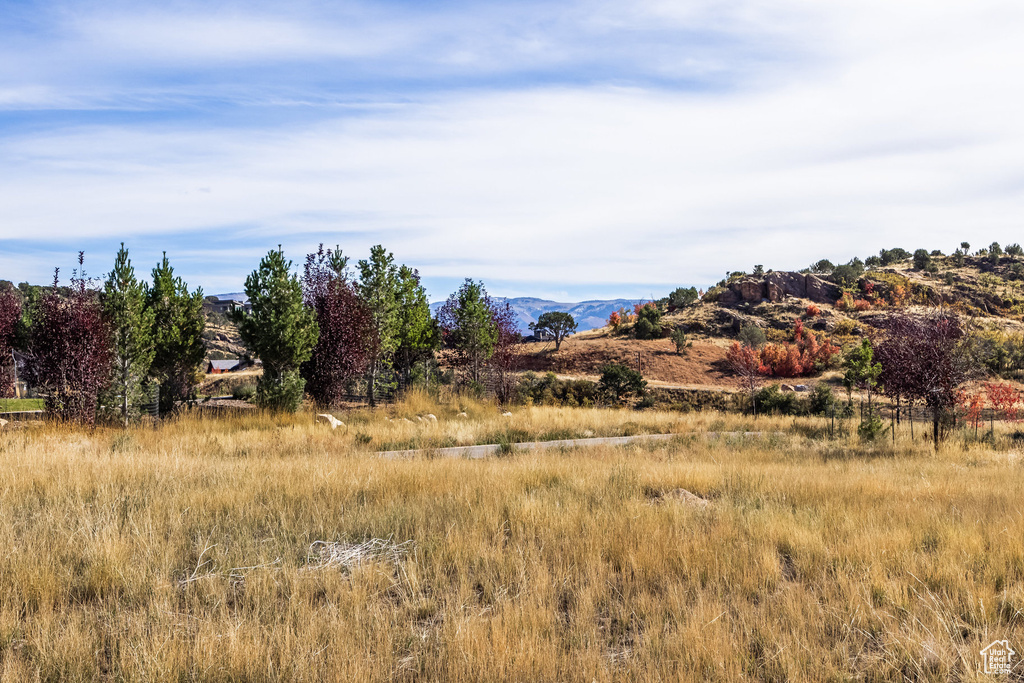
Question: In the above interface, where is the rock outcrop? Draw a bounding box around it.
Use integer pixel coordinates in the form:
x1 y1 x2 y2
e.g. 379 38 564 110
804 275 840 304
716 272 840 307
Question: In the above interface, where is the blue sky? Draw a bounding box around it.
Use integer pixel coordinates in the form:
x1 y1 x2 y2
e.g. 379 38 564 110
2 1 1024 302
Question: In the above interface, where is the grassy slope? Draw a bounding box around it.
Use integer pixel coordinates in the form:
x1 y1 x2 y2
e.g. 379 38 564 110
1 404 1021 681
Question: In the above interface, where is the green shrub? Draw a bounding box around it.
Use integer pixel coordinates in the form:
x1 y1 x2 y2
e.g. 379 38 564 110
755 385 799 415
737 325 767 348
857 412 889 441
633 305 663 340
232 383 257 401
598 364 647 404
518 371 598 407
808 384 837 416
670 327 691 355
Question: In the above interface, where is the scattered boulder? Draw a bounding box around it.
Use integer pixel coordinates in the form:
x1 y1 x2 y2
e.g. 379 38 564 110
424 414 437 422
502 412 513 417
456 412 468 419
316 413 344 430
794 385 809 392
780 384 794 392
0 418 7 428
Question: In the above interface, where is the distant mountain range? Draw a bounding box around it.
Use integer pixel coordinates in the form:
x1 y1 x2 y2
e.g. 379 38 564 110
430 297 642 334
214 292 639 335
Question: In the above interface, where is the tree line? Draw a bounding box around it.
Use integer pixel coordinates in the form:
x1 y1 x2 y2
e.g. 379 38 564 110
0 243 530 422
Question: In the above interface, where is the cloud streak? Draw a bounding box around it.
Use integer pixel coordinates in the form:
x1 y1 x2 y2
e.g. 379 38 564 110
2 1 1024 299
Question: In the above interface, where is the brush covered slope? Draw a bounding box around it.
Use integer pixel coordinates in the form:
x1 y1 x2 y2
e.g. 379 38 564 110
522 246 1024 388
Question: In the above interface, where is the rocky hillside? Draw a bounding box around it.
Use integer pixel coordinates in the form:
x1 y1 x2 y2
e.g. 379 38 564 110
658 251 1024 353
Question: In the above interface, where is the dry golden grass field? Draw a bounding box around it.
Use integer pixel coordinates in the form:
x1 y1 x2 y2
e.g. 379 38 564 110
1 397 1023 681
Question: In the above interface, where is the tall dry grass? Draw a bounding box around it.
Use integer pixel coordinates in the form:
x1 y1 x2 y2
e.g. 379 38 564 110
0 399 1022 681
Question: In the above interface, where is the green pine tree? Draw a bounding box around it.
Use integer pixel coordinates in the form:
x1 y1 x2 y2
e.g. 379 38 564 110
394 265 437 385
148 253 206 415
235 248 318 412
103 244 155 426
357 245 400 406
438 279 498 383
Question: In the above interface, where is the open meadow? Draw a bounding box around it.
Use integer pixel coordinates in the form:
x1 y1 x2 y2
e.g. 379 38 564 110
1 400 1023 681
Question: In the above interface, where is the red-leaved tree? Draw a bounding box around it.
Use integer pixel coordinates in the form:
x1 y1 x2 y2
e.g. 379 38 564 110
873 311 977 447
957 389 984 434
301 245 376 407
0 286 21 397
986 382 1021 422
757 318 839 377
727 341 764 417
490 300 522 405
26 255 112 423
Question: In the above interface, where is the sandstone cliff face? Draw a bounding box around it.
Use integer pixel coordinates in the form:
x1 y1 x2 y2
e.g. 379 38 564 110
716 272 839 306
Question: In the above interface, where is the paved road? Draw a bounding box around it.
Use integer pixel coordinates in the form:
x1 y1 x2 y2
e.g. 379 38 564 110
377 431 770 459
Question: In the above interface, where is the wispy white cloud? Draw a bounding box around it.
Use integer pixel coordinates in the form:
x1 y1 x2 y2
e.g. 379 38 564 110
2 0 1024 297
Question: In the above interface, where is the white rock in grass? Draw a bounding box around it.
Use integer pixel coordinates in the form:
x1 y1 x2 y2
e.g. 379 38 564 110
502 412 513 417
316 414 344 430
0 418 7 428
457 412 469 419
415 416 423 422
424 414 437 422
401 418 413 424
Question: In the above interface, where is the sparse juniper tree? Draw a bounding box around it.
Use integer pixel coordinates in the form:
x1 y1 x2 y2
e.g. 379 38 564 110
667 286 699 309
913 249 932 271
810 259 834 274
437 279 498 384
0 284 22 397
1007 243 1023 257
989 242 1003 266
633 303 662 340
670 326 691 355
27 254 112 424
530 311 576 351
357 245 400 406
960 242 970 253
148 253 206 415
879 248 911 266
102 244 155 426
236 248 318 412
393 265 437 385
301 245 375 407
